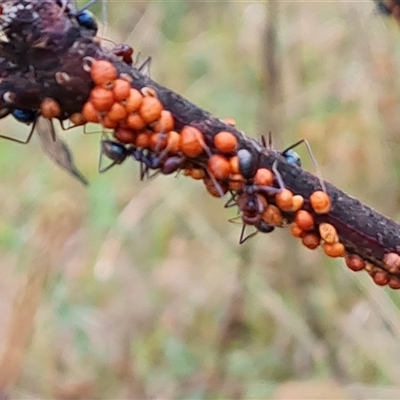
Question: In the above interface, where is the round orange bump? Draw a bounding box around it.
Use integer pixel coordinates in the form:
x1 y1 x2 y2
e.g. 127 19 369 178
102 115 118 129
114 127 136 144
318 222 339 244
294 210 314 231
107 102 127 122
290 224 304 238
135 132 150 148
166 131 181 154
90 87 114 112
191 168 206 180
388 276 400 290
125 88 143 113
203 176 228 197
290 195 304 212
150 132 168 151
213 131 238 154
113 78 131 102
180 126 206 157
69 112 86 126
127 113 146 130
322 242 345 258
310 191 331 214
371 269 389 286
222 117 236 126
40 98 61 119
254 168 274 187
139 96 163 124
382 252 400 274
82 101 99 123
229 174 244 191
301 233 320 250
262 205 283 226
275 189 294 211
90 60 118 86
229 156 239 174
152 110 174 133
344 254 365 272
207 154 231 180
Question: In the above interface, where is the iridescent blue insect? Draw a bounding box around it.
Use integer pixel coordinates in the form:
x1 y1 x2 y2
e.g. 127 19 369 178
76 9 98 33
11 109 37 124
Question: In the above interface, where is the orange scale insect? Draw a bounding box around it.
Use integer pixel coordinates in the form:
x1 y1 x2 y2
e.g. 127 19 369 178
127 113 146 131
294 210 314 231
207 154 231 180
203 176 228 198
125 88 143 113
275 188 294 212
107 102 127 122
310 190 331 214
382 252 400 274
290 195 304 212
254 168 274 187
229 156 240 175
290 224 304 238
370 269 389 286
114 127 136 144
322 242 345 258
152 110 174 133
180 126 206 158
101 115 118 129
191 168 206 180
40 98 61 119
82 101 100 123
113 79 131 102
90 86 114 112
261 204 283 226
166 131 181 154
318 222 339 244
388 276 400 290
301 232 320 250
135 132 151 148
69 112 87 126
213 131 238 154
344 254 366 272
150 132 168 151
139 96 163 124
90 59 118 86
229 174 244 191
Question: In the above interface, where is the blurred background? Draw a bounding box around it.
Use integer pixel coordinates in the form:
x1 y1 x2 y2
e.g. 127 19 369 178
1 0 400 398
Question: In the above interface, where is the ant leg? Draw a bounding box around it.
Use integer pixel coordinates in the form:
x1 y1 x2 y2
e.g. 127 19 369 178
0 119 37 144
239 224 258 244
205 168 226 198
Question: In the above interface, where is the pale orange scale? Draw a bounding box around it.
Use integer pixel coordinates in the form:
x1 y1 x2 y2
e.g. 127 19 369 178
213 131 238 154
102 115 118 129
69 112 87 126
290 224 304 238
107 102 127 122
254 168 274 187
229 156 240 175
344 254 365 272
203 176 227 198
82 101 99 123
301 233 320 250
222 117 236 127
90 87 114 112
318 222 339 244
290 195 304 212
382 252 400 274
207 154 231 180
229 174 244 191
180 126 205 157
294 210 314 231
40 98 61 119
167 131 181 154
114 128 136 144
275 189 294 211
135 132 151 148
125 88 143 113
191 169 206 180
183 169 192 177
310 191 331 214
139 96 163 124
113 78 131 102
90 60 118 86
322 242 345 258
150 133 168 151
152 110 174 133
262 205 283 226
127 113 146 131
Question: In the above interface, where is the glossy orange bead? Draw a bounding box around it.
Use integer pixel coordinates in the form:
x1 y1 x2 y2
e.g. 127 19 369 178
90 87 114 112
290 195 305 212
113 78 131 102
40 98 61 119
127 113 146 130
229 156 240 174
371 269 389 286
107 102 127 122
135 132 150 148
90 60 118 86
139 96 163 124
275 189 294 211
180 126 205 157
125 88 143 113
229 174 244 191
69 112 87 126
310 191 331 214
191 168 206 180
166 130 181 154
213 131 238 154
82 101 99 123
382 252 400 274
203 176 228 198
207 154 231 180
318 222 339 244
290 224 304 238
344 254 366 272
150 132 168 151
254 168 274 187
322 242 345 258
114 127 136 144
152 110 174 133
102 115 118 129
301 233 320 250
262 205 283 226
388 276 400 290
294 210 314 231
